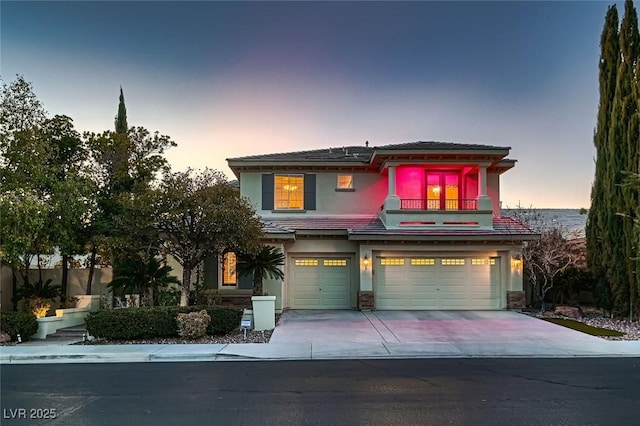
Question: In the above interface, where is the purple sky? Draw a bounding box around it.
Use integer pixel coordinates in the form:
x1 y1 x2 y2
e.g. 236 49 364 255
1 1 618 208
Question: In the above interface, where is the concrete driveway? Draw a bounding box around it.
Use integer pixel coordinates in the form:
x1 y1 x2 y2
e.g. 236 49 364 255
269 310 637 357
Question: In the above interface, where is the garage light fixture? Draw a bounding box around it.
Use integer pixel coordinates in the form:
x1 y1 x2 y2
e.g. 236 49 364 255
363 254 370 270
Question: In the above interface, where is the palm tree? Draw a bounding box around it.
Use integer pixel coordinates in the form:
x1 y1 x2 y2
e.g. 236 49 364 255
237 245 285 296
108 254 180 306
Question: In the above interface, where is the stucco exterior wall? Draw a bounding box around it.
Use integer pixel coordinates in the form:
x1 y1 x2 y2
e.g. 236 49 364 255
241 171 388 216
488 172 501 214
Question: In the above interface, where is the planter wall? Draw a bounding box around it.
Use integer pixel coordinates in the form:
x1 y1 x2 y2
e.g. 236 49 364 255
251 296 276 331
75 295 101 311
35 305 92 339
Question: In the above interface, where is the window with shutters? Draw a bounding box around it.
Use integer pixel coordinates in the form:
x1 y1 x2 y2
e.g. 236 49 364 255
275 175 304 209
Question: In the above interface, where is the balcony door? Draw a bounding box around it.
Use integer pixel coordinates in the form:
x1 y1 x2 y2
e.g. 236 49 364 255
426 172 459 210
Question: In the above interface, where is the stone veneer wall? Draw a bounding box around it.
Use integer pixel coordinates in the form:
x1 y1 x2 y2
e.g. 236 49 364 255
506 291 525 310
358 291 375 310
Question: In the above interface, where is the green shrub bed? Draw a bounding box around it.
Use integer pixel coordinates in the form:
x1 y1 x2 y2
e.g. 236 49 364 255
1 312 38 341
85 306 242 340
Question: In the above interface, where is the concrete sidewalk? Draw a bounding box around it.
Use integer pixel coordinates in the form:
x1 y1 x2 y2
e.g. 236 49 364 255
2 340 640 364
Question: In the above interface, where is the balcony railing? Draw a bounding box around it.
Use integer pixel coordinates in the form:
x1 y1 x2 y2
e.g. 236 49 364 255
400 199 478 211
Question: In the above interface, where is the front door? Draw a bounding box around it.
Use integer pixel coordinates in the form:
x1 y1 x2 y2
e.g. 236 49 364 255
426 172 459 210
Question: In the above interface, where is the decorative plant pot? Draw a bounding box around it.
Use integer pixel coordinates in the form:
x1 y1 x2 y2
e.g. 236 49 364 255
251 296 276 331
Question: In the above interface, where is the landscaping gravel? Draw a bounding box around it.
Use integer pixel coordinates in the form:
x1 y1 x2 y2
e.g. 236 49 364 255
527 310 640 341
580 314 640 340
78 328 273 345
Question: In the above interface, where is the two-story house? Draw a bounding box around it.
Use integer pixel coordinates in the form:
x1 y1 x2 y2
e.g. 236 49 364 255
207 141 535 312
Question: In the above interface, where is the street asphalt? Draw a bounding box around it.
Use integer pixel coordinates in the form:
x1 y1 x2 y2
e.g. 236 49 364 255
1 310 639 364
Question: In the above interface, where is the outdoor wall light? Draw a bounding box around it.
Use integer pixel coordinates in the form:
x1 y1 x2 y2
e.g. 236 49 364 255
363 254 370 270
511 255 522 269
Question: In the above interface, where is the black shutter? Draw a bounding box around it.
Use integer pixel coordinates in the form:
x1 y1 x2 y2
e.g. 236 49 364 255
304 174 316 210
262 174 274 210
204 255 219 289
238 274 253 290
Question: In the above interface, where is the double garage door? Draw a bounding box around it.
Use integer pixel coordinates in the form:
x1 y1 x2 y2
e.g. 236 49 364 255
289 256 352 309
375 255 501 310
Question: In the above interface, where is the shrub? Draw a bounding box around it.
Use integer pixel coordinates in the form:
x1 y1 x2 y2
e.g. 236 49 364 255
85 307 176 340
202 306 242 335
177 310 211 339
0 312 38 341
173 306 242 335
85 305 242 340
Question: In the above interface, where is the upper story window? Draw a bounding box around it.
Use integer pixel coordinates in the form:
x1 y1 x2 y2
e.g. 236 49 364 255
275 174 304 209
337 174 353 189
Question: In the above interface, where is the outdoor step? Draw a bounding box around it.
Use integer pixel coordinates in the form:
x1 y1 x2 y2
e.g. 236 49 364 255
47 326 88 339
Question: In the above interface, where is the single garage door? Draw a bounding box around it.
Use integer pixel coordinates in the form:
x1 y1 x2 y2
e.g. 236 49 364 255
290 257 352 309
375 256 500 310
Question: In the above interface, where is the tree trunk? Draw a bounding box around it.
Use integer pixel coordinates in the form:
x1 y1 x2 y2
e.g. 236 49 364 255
86 246 97 295
181 265 192 306
12 271 18 311
61 254 69 302
253 270 263 296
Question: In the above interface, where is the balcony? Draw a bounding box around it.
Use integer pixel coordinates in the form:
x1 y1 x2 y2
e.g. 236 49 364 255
399 199 478 211
380 197 493 229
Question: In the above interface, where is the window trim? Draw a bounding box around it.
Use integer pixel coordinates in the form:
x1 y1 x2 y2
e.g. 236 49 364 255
336 174 354 190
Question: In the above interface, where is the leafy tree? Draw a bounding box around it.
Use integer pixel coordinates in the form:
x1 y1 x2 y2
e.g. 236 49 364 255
39 115 94 300
153 168 263 305
238 245 285 296
83 125 176 292
0 76 53 306
107 254 179 306
0 189 50 308
0 74 46 135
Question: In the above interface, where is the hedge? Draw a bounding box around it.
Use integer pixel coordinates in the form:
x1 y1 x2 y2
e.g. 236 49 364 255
85 306 242 340
1 312 38 342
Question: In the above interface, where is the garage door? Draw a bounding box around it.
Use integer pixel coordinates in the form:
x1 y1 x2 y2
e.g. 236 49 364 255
375 256 500 310
290 257 352 309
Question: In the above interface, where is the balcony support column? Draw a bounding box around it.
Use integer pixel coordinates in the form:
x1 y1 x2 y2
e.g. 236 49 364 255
477 166 492 211
383 165 400 210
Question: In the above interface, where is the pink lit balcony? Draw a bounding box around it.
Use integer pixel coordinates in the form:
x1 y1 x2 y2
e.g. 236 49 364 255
399 199 478 211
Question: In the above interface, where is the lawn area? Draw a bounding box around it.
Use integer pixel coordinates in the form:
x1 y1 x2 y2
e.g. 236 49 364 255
543 318 626 337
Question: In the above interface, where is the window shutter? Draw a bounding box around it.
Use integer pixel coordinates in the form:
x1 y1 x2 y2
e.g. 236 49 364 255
204 255 219 289
262 174 274 210
238 274 253 290
304 174 316 210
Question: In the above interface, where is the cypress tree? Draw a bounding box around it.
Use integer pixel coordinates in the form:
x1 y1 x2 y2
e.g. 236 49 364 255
605 0 638 314
625 0 640 315
115 86 128 134
587 5 618 310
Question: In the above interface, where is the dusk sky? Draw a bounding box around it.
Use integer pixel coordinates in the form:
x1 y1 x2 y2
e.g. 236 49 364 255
1 1 619 208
